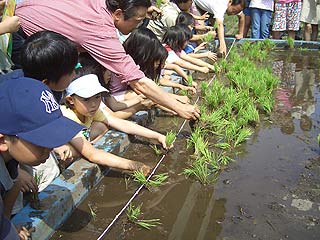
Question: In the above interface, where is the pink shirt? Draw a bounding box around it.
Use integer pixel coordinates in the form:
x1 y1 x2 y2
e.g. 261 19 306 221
16 0 145 93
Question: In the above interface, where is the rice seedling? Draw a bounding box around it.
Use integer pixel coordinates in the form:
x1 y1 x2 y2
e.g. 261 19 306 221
150 144 162 156
132 171 168 190
234 127 253 147
214 142 231 150
183 158 213 185
186 75 193 87
30 171 47 209
318 134 320 145
287 37 294 49
261 38 275 51
202 32 214 43
165 130 176 147
155 0 162 8
126 203 161 230
88 204 97 221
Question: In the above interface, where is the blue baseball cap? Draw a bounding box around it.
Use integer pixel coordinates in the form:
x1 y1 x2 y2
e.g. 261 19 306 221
0 77 84 148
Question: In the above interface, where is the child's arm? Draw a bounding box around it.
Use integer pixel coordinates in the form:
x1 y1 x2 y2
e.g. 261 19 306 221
2 180 21 218
164 63 189 80
69 133 151 175
187 51 217 62
104 115 169 149
0 16 20 35
180 54 214 73
174 57 209 73
216 19 227 55
159 75 196 94
190 30 216 42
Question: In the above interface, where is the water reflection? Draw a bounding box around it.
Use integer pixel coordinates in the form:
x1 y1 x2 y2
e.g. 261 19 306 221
273 52 318 134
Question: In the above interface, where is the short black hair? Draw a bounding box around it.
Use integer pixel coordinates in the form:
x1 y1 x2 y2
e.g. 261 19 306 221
20 31 78 84
123 27 167 81
162 24 192 52
106 0 151 20
175 12 195 26
170 0 191 4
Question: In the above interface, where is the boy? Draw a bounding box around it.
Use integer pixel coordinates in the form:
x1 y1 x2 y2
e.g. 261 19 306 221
0 77 83 239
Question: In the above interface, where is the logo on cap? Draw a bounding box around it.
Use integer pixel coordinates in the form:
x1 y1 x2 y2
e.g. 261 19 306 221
40 90 59 113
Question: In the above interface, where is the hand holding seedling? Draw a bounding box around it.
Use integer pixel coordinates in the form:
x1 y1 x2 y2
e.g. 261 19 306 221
147 5 162 20
130 162 151 176
18 168 38 193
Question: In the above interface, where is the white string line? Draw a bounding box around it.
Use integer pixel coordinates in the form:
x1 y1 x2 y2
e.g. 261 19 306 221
97 40 236 240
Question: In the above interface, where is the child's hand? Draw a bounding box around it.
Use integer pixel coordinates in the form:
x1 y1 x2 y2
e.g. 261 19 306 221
130 162 151 176
54 145 74 162
0 16 20 34
185 86 197 95
199 12 209 21
16 226 30 240
199 66 209 74
158 134 172 149
17 168 38 193
206 51 217 62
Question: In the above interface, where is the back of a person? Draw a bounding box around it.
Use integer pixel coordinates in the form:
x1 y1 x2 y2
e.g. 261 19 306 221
16 0 110 45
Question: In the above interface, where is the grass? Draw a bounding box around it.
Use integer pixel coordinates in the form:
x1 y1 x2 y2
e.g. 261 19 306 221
287 37 294 49
126 203 161 230
88 204 97 221
165 130 176 147
184 39 279 185
150 144 162 156
132 171 168 190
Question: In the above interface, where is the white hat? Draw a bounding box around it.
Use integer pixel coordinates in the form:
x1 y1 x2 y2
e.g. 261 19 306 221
66 74 108 98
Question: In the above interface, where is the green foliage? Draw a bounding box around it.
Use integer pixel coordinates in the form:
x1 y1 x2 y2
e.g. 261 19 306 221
155 0 162 8
184 40 279 185
287 37 294 49
318 134 320 145
132 171 168 190
165 131 176 146
202 32 214 43
150 144 162 156
186 75 193 87
126 203 161 230
88 204 97 221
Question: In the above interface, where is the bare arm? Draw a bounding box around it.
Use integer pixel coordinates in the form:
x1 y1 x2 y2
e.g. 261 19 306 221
69 133 151 175
174 57 209 73
216 19 227 55
105 115 168 148
179 54 214 71
129 77 200 120
164 63 189 80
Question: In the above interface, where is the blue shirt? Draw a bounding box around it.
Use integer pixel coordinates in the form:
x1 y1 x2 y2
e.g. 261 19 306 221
0 197 19 240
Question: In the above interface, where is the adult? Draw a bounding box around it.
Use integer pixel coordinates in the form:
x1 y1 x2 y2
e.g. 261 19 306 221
15 0 199 120
147 0 194 40
193 0 245 55
300 0 320 41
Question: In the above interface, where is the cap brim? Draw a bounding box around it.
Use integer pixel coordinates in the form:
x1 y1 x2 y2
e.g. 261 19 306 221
18 116 84 148
72 86 108 98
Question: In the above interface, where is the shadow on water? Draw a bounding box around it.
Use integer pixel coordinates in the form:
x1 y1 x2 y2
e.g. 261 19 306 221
52 49 320 240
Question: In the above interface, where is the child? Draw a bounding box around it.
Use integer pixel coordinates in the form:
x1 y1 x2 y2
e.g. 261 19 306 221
175 11 216 49
0 77 83 239
123 28 197 95
272 0 302 39
162 24 215 75
249 0 274 39
58 73 170 174
300 0 320 41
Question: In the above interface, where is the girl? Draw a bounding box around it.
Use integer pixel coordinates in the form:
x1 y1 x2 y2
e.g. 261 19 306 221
58 73 171 175
123 27 197 94
162 24 215 77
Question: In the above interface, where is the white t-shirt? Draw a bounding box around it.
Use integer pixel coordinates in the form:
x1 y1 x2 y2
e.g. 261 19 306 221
193 0 229 20
249 0 274 11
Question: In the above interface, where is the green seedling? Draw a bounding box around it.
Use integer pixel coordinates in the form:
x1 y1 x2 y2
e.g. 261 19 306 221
214 142 231 150
287 37 294 49
30 171 47 209
186 75 193 87
132 171 168 190
234 127 253 147
126 203 161 230
155 0 162 8
88 204 97 221
318 134 320 145
202 32 214 43
150 144 162 156
165 131 176 147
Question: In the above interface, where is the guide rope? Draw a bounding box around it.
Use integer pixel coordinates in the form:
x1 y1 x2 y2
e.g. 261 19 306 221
97 38 236 240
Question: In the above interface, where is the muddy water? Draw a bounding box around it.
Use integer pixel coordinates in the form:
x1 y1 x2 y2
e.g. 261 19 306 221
52 50 320 240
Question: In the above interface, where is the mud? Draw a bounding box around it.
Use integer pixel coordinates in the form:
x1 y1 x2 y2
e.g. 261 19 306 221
51 49 320 240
